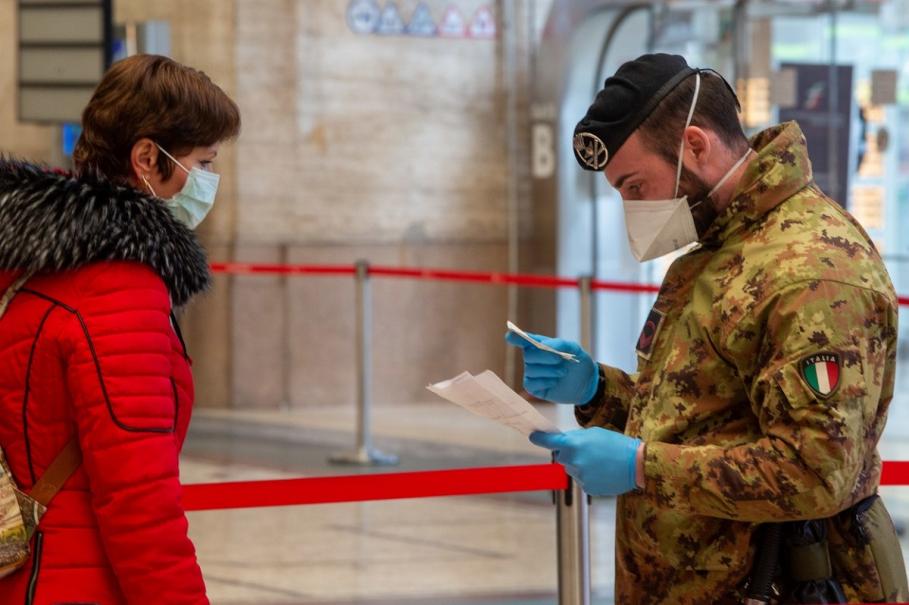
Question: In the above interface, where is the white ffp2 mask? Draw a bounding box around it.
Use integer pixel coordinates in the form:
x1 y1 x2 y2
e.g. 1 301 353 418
622 73 702 262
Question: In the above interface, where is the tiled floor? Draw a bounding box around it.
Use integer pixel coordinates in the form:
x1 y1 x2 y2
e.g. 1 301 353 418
181 401 909 605
182 402 611 604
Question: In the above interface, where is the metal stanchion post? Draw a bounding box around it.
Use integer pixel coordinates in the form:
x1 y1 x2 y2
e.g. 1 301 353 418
330 260 399 466
579 276 594 352
555 275 594 605
557 474 591 605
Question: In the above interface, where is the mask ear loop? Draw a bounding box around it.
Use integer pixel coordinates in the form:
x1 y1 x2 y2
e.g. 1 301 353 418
700 67 742 111
141 142 188 198
707 147 754 200
141 174 157 197
155 143 192 175
673 72 702 199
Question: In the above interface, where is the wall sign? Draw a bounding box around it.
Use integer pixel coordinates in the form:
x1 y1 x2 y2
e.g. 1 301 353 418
347 0 381 34
532 123 556 180
377 2 406 36
407 2 437 37
439 5 466 38
778 63 854 205
468 5 496 39
871 69 898 107
346 1 495 41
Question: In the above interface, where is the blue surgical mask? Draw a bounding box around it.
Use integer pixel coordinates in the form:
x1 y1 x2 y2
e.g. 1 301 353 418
141 145 220 230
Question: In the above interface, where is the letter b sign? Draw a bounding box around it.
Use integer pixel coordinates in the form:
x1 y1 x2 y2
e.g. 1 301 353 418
532 123 555 179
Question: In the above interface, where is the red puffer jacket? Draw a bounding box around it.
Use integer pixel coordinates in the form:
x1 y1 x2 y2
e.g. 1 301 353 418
0 160 211 604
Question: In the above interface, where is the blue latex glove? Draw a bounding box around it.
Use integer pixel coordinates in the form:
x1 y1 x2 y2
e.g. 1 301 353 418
530 428 641 496
505 331 598 404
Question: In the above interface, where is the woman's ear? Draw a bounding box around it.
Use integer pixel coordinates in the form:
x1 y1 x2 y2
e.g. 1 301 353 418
130 138 159 182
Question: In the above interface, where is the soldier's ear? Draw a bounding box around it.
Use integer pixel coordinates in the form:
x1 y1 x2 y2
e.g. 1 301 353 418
682 126 712 163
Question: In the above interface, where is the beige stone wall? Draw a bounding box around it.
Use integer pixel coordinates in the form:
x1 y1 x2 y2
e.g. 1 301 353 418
226 0 520 408
235 0 508 245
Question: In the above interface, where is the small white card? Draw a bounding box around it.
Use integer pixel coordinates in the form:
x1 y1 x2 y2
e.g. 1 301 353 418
506 320 579 363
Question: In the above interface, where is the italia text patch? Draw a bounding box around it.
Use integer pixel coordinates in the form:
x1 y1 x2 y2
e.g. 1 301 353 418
799 352 841 398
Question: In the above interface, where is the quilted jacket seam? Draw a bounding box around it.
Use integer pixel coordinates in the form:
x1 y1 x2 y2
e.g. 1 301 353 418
19 289 177 435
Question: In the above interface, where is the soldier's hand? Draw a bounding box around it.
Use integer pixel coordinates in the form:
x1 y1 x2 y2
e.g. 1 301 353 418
505 332 598 404
530 428 641 496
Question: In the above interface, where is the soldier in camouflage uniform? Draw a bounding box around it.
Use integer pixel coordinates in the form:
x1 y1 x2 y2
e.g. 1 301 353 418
508 54 905 603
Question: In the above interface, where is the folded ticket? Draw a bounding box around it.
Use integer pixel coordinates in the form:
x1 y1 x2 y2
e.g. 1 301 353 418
506 321 579 363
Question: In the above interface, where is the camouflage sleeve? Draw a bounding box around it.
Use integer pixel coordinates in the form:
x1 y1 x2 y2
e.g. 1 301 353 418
574 364 636 432
642 280 895 522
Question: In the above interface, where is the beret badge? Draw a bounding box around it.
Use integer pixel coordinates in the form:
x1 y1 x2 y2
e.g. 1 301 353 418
573 132 609 170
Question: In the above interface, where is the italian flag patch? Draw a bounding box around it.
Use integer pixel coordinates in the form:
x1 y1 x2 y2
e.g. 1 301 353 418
800 353 841 398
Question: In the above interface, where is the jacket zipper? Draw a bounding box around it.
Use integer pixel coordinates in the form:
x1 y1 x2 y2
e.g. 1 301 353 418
24 531 43 605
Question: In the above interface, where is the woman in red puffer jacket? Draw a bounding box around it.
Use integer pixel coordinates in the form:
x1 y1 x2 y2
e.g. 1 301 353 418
0 54 240 604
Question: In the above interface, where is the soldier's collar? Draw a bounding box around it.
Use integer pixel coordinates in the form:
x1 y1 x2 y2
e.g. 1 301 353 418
699 122 813 245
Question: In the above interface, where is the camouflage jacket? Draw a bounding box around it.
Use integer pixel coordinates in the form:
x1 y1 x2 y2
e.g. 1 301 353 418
576 122 898 604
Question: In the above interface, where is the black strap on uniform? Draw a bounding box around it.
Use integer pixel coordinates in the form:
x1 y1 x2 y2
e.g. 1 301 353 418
747 523 782 604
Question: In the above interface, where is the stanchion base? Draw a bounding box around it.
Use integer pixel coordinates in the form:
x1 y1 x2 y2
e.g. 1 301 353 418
329 449 400 467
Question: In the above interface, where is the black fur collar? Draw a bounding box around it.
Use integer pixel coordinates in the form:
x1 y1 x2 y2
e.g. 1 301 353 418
0 159 210 306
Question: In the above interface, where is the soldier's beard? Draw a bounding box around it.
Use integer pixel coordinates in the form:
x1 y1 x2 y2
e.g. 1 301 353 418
679 167 719 238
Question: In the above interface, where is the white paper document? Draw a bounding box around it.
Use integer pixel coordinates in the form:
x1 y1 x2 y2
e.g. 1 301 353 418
506 320 579 363
427 370 560 437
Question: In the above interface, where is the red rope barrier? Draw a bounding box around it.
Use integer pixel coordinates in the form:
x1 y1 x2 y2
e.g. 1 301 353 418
210 262 909 305
182 461 909 512
591 279 661 294
881 461 909 486
367 266 579 288
182 463 568 511
209 262 357 276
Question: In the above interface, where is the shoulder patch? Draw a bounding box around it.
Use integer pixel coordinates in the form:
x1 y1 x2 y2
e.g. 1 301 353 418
636 308 665 361
799 352 841 398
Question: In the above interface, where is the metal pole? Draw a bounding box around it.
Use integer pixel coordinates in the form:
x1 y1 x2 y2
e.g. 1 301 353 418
503 0 521 388
732 0 749 91
827 0 840 202
355 258 372 456
281 243 291 411
555 275 593 605
579 276 594 352
330 260 399 466
557 475 591 605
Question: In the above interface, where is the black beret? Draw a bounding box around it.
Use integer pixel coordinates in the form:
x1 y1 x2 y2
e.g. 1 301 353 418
573 53 697 171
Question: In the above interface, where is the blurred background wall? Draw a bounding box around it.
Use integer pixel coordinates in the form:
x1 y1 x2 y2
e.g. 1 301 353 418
0 0 543 409
7 0 909 418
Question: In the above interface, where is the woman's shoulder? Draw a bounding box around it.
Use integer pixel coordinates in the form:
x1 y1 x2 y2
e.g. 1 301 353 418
0 158 210 307
70 260 170 291
31 262 172 316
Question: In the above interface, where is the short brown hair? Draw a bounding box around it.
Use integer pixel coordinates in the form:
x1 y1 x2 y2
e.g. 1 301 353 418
638 70 748 166
73 54 241 182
